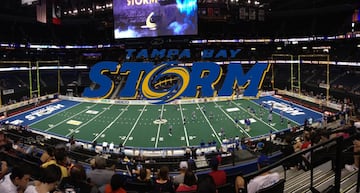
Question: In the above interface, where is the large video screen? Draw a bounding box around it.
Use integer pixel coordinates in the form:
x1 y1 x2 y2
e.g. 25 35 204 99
113 0 198 39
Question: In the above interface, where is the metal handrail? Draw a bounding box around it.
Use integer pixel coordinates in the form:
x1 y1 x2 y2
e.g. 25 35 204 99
243 136 344 193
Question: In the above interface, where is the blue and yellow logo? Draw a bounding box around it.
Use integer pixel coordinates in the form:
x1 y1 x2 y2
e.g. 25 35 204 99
83 49 270 104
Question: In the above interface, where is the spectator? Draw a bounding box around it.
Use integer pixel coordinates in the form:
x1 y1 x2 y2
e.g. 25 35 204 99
173 161 188 185
12 139 28 155
0 166 31 193
24 165 62 193
235 156 280 193
41 147 69 178
345 139 360 171
208 157 226 186
176 170 197 192
58 164 99 193
133 167 152 183
154 166 174 193
196 175 216 193
0 131 12 152
104 174 126 193
280 135 299 170
0 161 8 180
87 156 114 188
126 167 153 193
39 147 54 164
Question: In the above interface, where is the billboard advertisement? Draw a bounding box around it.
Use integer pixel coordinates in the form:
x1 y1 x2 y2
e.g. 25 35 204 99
113 0 198 39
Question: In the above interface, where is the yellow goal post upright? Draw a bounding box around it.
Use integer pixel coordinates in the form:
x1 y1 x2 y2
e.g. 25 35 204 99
270 54 294 92
35 60 61 97
0 61 31 107
298 54 330 102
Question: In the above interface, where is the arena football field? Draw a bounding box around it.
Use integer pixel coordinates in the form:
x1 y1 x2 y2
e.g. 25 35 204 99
4 96 322 148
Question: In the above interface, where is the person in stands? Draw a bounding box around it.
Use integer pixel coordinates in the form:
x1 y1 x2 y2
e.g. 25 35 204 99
176 170 197 192
196 175 217 193
154 166 174 193
235 156 280 193
208 157 226 187
87 155 115 188
0 160 8 180
0 165 31 193
104 174 127 193
173 161 189 185
58 164 99 193
24 165 62 193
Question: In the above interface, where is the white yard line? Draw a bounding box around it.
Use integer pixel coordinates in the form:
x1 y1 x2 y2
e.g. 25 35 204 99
122 105 147 146
196 103 222 144
179 104 189 146
214 101 251 137
231 100 279 132
43 103 98 132
91 104 130 142
155 105 165 148
65 104 114 137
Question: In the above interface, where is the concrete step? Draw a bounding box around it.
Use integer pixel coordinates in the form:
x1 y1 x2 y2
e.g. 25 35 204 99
284 161 332 193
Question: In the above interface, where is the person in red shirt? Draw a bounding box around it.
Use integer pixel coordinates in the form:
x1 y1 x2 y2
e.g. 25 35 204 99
104 174 127 193
208 157 226 186
176 170 197 192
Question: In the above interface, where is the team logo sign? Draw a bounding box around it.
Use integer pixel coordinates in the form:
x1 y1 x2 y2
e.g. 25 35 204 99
83 49 270 104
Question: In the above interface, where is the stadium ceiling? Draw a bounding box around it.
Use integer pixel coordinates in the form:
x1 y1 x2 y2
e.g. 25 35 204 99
0 0 358 18
262 0 359 16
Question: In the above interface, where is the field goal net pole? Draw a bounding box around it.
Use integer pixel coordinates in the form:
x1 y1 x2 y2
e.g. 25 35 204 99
0 61 32 107
298 54 330 102
270 54 294 91
35 60 61 97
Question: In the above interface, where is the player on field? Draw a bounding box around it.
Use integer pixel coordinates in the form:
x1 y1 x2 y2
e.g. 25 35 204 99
268 111 273 125
168 125 173 136
245 118 251 132
280 110 284 125
192 111 196 120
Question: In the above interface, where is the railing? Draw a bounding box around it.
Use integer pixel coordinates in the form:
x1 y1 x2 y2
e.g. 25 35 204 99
243 136 345 193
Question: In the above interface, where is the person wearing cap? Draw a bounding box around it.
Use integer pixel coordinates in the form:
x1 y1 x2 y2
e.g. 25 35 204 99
235 156 280 193
87 156 115 188
208 157 226 187
173 161 189 185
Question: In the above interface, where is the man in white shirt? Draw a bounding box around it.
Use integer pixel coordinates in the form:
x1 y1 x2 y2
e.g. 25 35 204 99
235 154 280 193
0 166 31 193
246 171 280 193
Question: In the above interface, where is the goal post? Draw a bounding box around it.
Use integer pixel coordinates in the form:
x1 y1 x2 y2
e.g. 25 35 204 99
270 54 294 91
35 60 61 97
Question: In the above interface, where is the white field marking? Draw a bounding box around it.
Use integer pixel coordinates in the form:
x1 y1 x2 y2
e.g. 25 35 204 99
196 103 222 144
179 104 189 146
65 104 114 137
29 102 83 127
86 110 99 114
91 105 130 142
155 105 165 148
43 103 98 132
231 100 279 132
66 120 82 126
214 101 250 137
122 105 147 146
226 107 240 112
